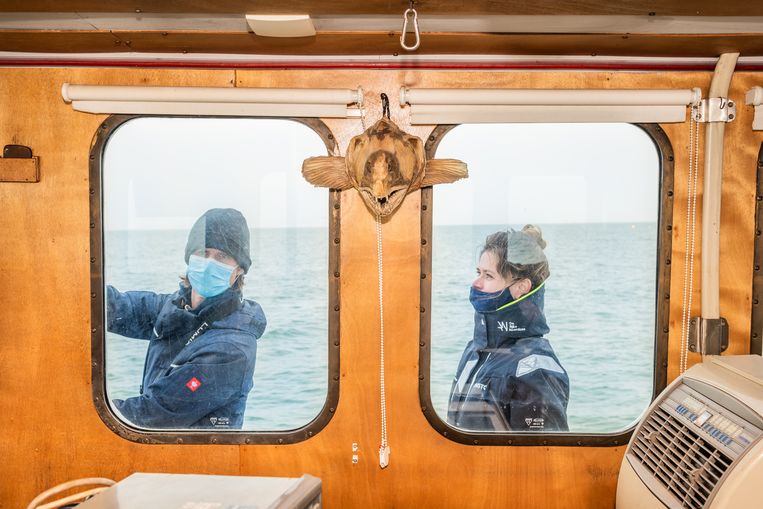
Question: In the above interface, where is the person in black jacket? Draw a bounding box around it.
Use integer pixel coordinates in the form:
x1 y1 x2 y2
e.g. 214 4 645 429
447 225 569 432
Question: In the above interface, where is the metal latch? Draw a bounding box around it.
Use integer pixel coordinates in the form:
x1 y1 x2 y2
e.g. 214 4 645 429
696 98 736 123
688 317 729 355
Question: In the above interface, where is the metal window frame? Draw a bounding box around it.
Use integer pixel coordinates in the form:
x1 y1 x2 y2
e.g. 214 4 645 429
89 114 341 445
751 142 763 355
418 123 673 446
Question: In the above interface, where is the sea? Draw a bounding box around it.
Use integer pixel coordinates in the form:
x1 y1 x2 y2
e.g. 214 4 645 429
105 222 656 433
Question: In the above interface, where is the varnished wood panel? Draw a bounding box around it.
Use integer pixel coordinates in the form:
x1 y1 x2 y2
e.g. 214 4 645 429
0 66 761 509
0 68 242 509
0 157 39 182
4 31 763 58
2 0 763 16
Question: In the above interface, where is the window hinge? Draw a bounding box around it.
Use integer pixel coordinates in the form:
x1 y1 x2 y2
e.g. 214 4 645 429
688 317 729 355
696 97 736 123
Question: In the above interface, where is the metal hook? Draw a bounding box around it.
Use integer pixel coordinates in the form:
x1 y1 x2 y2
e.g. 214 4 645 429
380 93 390 119
400 6 420 51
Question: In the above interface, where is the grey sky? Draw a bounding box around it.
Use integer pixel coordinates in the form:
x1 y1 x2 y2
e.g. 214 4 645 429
432 123 659 225
104 119 658 230
104 117 329 231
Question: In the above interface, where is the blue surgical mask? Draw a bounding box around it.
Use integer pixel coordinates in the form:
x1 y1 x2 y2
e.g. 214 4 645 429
187 254 236 298
469 286 514 313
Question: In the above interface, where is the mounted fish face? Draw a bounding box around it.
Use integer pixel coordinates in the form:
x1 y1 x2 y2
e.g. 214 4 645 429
345 119 425 217
302 116 468 218
358 150 405 213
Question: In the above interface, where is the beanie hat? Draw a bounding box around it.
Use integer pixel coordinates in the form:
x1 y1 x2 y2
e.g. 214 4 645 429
185 208 252 273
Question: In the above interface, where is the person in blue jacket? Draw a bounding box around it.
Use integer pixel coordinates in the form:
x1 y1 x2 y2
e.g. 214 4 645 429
447 225 569 432
107 208 266 429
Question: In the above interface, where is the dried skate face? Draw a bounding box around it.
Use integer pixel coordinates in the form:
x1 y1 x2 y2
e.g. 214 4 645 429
346 118 425 217
301 117 467 218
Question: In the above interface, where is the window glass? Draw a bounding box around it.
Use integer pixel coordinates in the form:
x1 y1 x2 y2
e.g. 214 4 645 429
429 123 659 433
103 117 329 431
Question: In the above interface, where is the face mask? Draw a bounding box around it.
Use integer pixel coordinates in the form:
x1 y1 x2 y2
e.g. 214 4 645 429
187 254 236 298
469 286 514 313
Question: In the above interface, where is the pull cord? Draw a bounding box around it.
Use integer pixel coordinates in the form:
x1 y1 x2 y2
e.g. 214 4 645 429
400 1 420 51
679 105 701 374
376 214 390 468
360 97 368 131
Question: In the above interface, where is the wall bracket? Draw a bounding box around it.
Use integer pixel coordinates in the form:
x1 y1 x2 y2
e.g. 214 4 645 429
697 97 736 123
688 317 729 355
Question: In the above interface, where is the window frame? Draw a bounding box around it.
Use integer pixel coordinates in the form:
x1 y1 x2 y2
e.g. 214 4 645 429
752 142 763 356
89 114 341 444
418 123 673 446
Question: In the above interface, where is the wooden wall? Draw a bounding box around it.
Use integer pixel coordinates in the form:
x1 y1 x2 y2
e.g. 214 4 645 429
0 67 760 509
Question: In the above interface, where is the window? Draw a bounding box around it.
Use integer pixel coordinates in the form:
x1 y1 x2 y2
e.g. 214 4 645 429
91 116 339 443
420 123 671 445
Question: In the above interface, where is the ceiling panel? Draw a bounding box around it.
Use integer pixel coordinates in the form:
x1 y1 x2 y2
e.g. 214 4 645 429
1 1 763 16
1 31 762 58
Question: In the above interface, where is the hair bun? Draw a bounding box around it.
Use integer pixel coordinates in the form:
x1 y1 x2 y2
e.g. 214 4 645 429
521 224 546 250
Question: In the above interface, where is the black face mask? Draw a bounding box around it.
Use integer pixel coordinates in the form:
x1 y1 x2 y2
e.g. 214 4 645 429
469 286 514 313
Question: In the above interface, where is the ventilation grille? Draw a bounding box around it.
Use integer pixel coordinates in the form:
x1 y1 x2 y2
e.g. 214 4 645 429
629 406 732 509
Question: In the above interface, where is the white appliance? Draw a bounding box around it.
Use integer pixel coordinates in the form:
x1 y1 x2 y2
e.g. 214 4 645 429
76 473 322 509
617 355 763 509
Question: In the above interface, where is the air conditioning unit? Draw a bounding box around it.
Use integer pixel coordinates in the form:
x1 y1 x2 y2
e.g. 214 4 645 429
617 355 763 509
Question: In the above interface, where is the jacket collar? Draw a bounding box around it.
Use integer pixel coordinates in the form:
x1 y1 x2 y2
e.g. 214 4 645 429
473 283 549 350
153 285 242 341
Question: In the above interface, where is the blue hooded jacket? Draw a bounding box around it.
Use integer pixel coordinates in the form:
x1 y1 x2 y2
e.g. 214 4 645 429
106 284 266 429
447 284 569 432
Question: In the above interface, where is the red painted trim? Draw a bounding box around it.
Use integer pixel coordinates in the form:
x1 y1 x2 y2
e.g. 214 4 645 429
1 58 763 71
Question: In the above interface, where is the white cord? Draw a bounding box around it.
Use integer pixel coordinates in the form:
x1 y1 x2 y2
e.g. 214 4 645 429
680 106 700 374
376 215 390 468
688 109 700 367
360 101 368 131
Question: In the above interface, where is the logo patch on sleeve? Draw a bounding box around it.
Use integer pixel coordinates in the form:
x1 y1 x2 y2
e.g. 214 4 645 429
185 377 202 392
515 354 564 377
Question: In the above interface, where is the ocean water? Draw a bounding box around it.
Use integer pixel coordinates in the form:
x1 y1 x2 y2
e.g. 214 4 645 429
105 222 656 432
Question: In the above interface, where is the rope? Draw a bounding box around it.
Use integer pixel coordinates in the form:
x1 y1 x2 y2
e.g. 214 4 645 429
376 214 390 468
26 478 115 509
680 105 700 374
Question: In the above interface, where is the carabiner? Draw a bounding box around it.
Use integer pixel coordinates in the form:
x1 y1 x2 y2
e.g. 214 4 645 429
400 8 420 51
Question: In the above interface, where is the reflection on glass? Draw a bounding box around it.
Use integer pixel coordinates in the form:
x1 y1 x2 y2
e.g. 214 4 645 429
103 118 329 431
430 123 659 433
447 226 569 432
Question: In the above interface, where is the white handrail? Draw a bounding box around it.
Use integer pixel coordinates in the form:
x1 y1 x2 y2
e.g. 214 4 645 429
701 53 739 320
